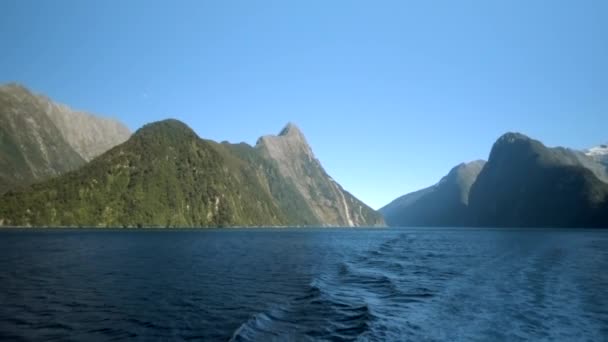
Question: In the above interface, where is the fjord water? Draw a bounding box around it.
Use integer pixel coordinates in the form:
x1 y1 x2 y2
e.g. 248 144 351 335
0 229 606 341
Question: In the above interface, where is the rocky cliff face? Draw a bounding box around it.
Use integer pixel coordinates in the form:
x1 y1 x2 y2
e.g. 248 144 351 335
43 102 131 161
0 84 130 193
256 123 384 226
0 84 85 193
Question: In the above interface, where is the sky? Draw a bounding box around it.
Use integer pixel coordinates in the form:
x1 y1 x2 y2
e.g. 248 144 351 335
1 0 607 209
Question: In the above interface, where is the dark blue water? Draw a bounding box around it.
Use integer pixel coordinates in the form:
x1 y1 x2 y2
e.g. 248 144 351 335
0 228 607 341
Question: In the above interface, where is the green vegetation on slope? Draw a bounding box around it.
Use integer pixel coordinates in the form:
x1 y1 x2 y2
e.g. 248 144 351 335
0 120 289 227
217 141 320 225
0 119 384 227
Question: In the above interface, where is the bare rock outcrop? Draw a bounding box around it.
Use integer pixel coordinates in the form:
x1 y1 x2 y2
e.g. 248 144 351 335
256 123 383 227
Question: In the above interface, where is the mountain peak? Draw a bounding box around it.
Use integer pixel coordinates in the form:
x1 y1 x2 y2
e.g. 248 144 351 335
278 122 302 137
0 83 34 98
255 122 310 150
452 159 486 170
134 119 198 140
586 144 608 156
496 132 532 144
489 132 547 161
0 82 27 90
446 160 487 191
585 143 608 167
255 122 382 227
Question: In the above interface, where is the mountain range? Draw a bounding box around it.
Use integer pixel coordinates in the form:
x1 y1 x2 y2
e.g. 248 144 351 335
0 85 382 227
1 83 606 228
381 133 608 228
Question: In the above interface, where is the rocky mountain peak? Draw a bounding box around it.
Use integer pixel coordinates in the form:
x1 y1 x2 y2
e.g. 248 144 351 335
255 123 383 227
436 160 487 204
452 160 486 172
276 122 309 147
256 122 313 156
0 83 35 102
487 132 546 166
586 144 608 168
0 82 27 91
488 132 608 183
496 132 532 145
586 144 608 157
279 122 302 136
448 160 486 180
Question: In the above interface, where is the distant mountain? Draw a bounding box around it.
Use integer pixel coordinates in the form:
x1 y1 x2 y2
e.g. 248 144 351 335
381 133 608 228
42 98 131 161
256 123 383 226
0 84 130 193
468 133 608 227
585 144 608 168
550 146 608 184
380 160 485 227
0 120 383 227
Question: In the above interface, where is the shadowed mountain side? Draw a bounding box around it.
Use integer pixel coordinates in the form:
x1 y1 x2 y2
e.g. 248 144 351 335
380 161 485 227
382 132 608 228
468 133 608 228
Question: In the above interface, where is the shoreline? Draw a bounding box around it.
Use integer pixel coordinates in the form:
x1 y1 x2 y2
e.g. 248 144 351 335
0 225 388 229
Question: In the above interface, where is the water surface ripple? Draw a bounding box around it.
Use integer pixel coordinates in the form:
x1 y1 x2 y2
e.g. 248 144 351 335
0 228 606 341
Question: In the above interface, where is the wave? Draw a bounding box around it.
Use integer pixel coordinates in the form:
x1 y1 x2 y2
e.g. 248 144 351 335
229 277 375 341
230 231 434 342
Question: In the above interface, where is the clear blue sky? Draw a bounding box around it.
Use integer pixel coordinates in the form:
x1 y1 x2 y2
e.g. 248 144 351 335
1 0 606 209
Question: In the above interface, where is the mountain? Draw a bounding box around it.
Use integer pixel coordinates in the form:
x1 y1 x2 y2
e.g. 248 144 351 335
42 99 131 161
586 144 608 168
256 123 384 226
468 133 608 227
551 146 608 184
381 132 608 228
0 120 383 227
0 84 130 193
380 160 485 227
0 120 287 227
